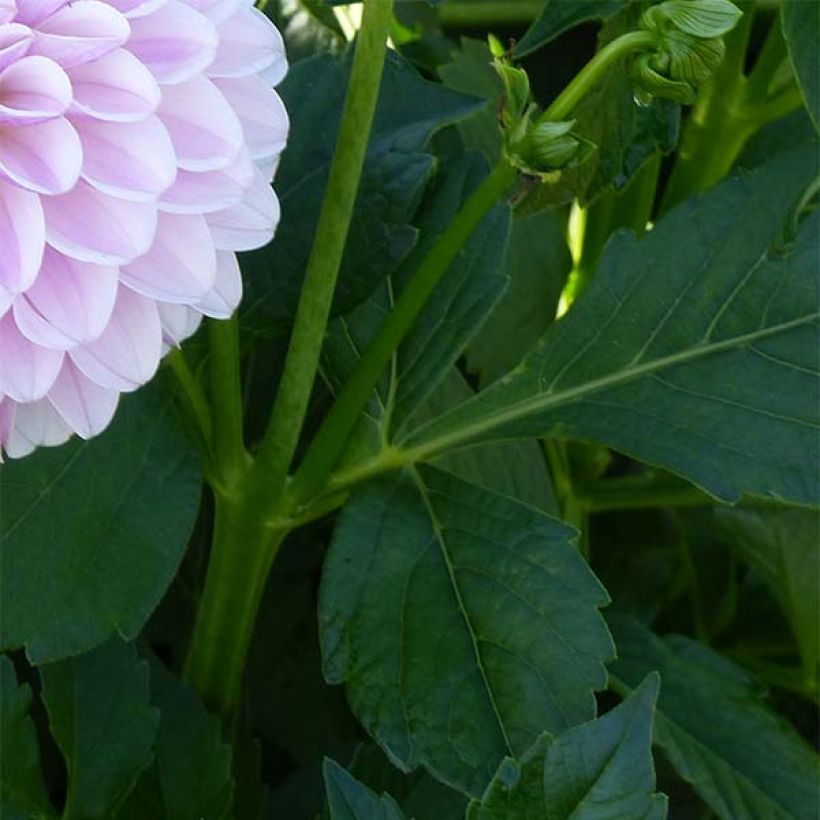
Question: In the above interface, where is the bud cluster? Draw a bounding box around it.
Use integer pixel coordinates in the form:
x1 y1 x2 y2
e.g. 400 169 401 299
632 0 742 104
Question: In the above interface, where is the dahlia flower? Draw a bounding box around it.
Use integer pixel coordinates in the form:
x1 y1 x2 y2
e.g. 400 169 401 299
0 0 288 457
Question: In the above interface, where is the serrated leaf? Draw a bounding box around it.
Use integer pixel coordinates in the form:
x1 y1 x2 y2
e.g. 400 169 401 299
782 0 820 133
0 382 202 663
349 743 467 820
515 0 626 58
715 507 819 683
323 150 511 461
465 209 571 386
323 759 406 820
438 38 504 162
0 657 54 820
240 50 484 336
468 675 667 819
402 145 820 506
40 640 158 820
608 615 820 820
319 466 613 796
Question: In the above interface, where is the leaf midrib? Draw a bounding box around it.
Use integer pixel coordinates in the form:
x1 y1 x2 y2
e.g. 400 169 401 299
400 311 818 463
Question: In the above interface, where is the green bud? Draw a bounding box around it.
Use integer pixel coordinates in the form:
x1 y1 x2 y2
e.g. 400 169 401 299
508 118 590 176
644 0 742 39
631 53 697 104
494 60 531 126
635 0 740 104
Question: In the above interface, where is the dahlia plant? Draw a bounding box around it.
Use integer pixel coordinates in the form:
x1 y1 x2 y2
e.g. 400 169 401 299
1 0 818 818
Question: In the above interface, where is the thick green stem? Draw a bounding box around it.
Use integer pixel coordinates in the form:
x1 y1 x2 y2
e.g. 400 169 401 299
540 31 659 122
208 316 250 484
288 160 518 507
661 6 801 211
253 0 395 497
184 492 288 713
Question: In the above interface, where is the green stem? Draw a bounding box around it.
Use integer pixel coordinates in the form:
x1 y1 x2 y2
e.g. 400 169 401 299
184 492 289 713
253 0 395 498
167 349 215 476
744 10 786 102
288 159 518 507
540 31 659 122
208 316 250 484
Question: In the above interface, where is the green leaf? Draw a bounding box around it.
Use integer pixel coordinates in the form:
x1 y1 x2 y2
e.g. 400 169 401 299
715 507 820 682
402 145 820 506
438 38 504 163
563 7 681 205
465 209 571 386
782 0 820 132
40 640 158 820
319 466 613 796
323 150 511 460
323 759 406 820
240 50 484 337
349 743 467 820
468 674 667 819
416 370 559 515
0 382 202 663
117 661 234 820
608 615 820 820
515 0 625 58
0 657 54 820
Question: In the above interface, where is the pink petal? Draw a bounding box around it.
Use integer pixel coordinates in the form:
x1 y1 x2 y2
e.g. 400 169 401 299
157 302 201 346
14 0 69 26
0 177 44 294
43 180 158 264
0 116 81 194
196 249 241 318
0 312 63 401
207 6 284 79
74 114 176 200
214 74 288 162
67 47 160 121
159 144 252 213
4 398 72 457
47 357 119 438
0 24 34 71
69 286 162 391
31 0 131 68
127 0 217 84
0 55 71 123
12 246 118 348
206 167 279 251
157 74 242 170
121 211 217 302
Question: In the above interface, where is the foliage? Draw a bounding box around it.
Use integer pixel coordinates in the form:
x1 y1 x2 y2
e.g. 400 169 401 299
1 1 817 819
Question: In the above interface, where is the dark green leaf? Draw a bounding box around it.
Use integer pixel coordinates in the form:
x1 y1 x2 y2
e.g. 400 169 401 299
323 759 406 820
403 146 820 506
782 0 820 132
40 640 158 820
465 209 571 385
515 0 626 58
438 38 504 162
716 507 820 682
319 466 613 796
468 674 667 819
0 657 54 820
609 615 820 820
241 50 484 336
349 743 467 820
0 382 202 663
115 660 235 820
416 370 559 515
323 150 511 460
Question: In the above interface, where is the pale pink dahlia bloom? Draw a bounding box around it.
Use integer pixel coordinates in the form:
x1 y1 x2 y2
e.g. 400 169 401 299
0 0 288 457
